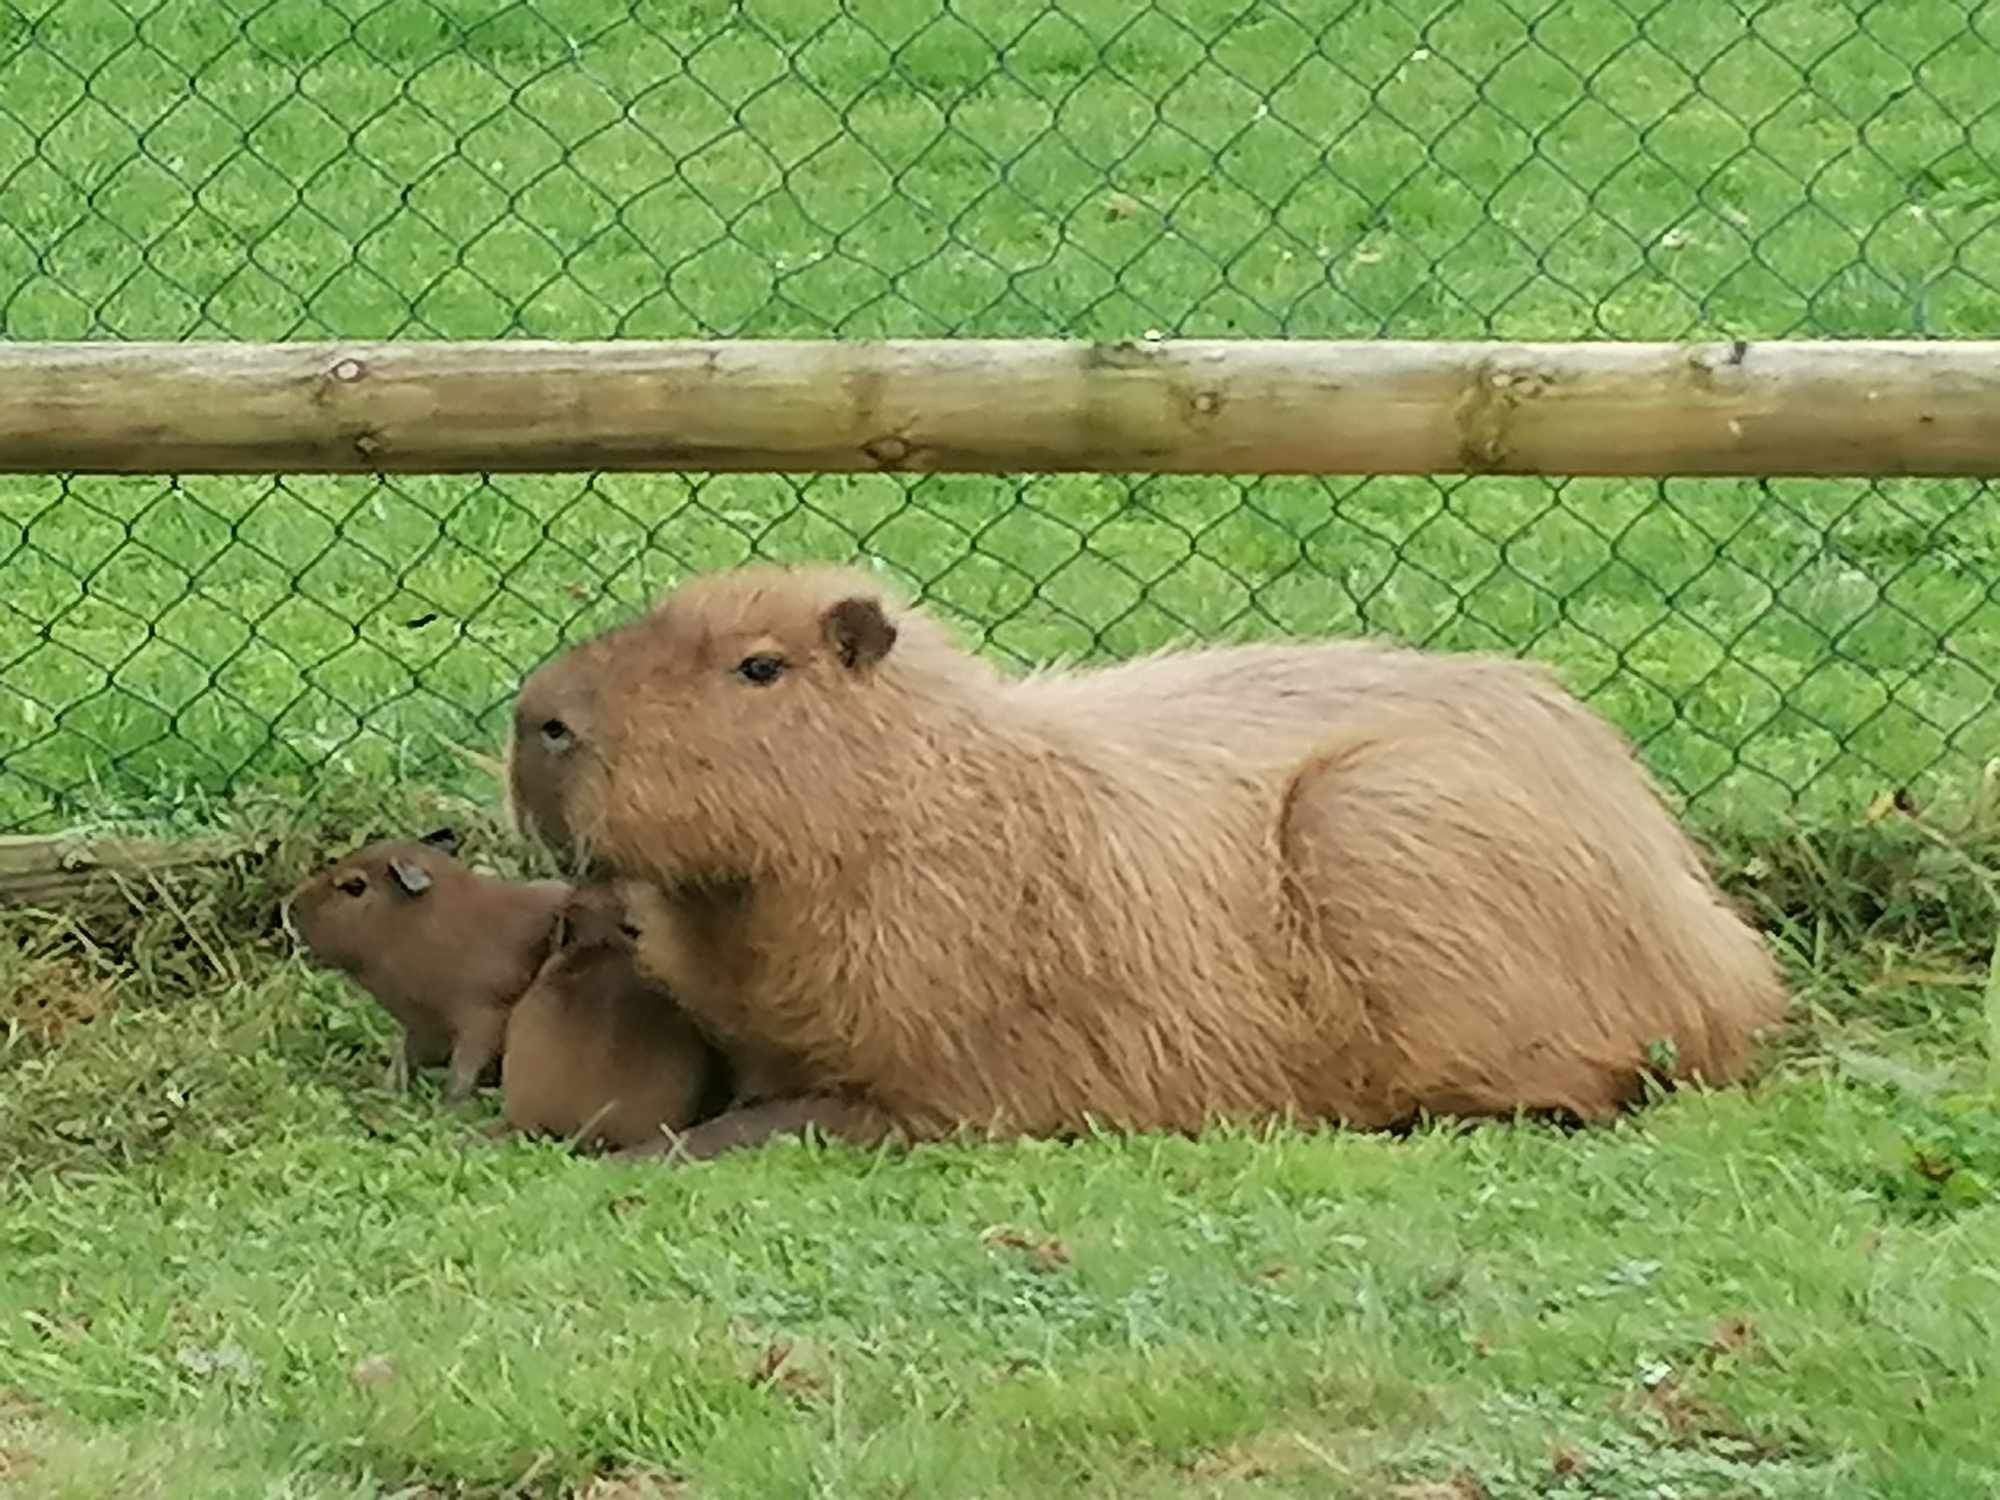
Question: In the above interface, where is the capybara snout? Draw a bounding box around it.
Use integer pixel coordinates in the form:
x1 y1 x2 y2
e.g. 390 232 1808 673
507 647 617 864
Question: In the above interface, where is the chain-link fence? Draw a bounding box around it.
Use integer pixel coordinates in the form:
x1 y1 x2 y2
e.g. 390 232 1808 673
2 0 1997 835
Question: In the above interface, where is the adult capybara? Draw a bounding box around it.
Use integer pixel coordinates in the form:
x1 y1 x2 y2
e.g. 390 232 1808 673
499 882 734 1151
507 562 1789 1161
285 828 568 1100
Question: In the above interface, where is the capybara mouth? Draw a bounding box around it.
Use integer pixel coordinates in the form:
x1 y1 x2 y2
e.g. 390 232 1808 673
281 907 349 973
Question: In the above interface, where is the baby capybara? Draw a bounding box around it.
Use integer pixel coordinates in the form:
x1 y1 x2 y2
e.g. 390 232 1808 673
285 828 568 1100
500 882 733 1151
506 562 1789 1161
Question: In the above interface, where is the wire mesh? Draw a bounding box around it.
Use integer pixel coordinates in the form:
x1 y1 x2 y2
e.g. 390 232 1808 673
2 0 1997 832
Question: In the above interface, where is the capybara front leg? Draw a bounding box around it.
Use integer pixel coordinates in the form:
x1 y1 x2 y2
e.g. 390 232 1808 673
388 1022 451 1094
610 1095 896 1165
442 1012 507 1105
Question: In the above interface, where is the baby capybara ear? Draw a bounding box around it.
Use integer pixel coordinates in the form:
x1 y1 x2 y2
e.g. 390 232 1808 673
823 596 897 671
387 857 434 896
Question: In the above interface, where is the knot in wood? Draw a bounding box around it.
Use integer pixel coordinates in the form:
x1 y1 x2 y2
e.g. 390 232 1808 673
864 434 911 469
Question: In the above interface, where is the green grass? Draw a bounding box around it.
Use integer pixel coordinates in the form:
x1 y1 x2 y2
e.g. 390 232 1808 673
6 791 2000 1496
3 0 2000 830
5 1 2000 1494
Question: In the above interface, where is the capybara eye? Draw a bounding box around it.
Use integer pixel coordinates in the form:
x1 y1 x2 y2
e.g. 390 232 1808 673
618 921 641 941
539 718 572 750
335 875 367 897
736 653 785 685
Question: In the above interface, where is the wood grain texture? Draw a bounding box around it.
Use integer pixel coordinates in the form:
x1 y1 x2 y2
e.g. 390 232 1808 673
0 338 1995 477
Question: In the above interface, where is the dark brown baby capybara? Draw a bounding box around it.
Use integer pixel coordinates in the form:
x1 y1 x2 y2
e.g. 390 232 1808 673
499 882 733 1151
286 828 567 1100
507 562 1790 1162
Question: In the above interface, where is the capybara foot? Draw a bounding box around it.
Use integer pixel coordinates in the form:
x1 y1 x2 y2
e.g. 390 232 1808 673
609 1095 894 1166
442 1020 507 1106
448 1117 522 1155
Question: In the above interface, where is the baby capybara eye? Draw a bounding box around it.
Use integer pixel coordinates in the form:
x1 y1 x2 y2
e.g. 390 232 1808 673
540 719 571 749
736 654 785 685
335 875 367 897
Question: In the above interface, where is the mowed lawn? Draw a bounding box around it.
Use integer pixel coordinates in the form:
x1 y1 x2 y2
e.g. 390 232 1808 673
3 0 2000 1495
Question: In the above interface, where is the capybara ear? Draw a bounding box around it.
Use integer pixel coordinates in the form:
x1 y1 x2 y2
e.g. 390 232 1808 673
823 595 897 671
420 826 459 854
387 857 434 897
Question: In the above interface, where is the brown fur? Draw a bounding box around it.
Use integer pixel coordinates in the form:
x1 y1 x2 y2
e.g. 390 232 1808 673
284 829 568 1100
507 562 1790 1159
499 883 734 1151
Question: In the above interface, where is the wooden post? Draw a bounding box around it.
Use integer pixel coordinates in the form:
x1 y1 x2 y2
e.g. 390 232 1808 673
0 832 268 915
0 338 1995 477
